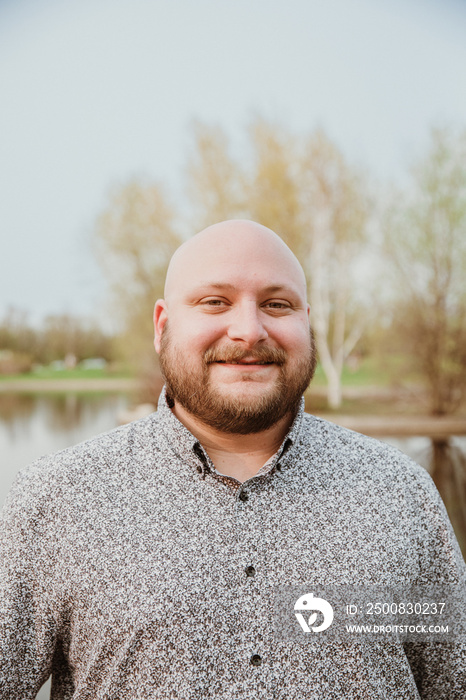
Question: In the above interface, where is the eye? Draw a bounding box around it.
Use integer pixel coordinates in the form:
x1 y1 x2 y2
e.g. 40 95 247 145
199 298 229 309
263 301 291 311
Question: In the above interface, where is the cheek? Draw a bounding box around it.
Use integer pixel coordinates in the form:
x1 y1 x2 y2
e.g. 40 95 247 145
272 321 311 354
170 314 225 352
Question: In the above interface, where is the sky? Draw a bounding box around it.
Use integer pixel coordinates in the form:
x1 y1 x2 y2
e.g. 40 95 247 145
1 0 466 325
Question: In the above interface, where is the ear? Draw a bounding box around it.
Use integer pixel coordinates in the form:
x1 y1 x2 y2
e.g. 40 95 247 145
153 299 168 354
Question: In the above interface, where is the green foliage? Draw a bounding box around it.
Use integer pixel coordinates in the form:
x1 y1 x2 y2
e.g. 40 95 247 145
384 127 466 415
184 118 372 408
94 178 183 368
0 366 131 381
91 122 466 414
0 309 117 371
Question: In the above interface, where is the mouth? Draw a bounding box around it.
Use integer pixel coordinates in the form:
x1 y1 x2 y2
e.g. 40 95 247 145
204 346 286 367
214 359 274 366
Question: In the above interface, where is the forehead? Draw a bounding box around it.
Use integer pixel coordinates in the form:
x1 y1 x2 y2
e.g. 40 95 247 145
176 253 306 302
164 224 308 303
187 279 303 300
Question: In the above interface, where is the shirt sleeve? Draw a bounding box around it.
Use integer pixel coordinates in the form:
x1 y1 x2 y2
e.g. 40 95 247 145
0 464 59 699
402 461 466 699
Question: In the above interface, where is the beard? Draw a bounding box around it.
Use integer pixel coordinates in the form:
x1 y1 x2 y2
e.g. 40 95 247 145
158 322 317 434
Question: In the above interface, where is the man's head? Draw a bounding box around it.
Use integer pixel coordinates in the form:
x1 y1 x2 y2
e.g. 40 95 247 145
153 220 316 434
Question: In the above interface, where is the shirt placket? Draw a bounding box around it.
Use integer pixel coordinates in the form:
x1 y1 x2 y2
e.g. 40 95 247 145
232 472 279 698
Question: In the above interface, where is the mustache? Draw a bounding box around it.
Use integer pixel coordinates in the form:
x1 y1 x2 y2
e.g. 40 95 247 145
204 345 287 365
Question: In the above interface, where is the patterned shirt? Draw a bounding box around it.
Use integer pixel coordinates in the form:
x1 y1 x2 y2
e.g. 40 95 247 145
1 388 465 699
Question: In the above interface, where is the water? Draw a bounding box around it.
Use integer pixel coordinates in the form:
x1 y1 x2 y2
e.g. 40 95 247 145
0 393 131 508
0 393 132 700
0 395 464 699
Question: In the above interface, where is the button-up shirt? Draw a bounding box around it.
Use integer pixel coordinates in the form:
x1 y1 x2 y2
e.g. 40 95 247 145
1 388 465 699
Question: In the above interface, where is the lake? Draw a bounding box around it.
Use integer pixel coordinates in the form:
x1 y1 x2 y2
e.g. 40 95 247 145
0 393 131 506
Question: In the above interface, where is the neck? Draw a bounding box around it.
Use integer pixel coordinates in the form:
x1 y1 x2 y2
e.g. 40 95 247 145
171 402 295 483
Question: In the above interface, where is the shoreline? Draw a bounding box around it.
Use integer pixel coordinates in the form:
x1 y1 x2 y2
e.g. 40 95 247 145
1 377 465 436
0 377 139 393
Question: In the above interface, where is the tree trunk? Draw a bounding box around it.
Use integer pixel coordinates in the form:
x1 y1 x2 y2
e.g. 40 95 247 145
325 362 342 409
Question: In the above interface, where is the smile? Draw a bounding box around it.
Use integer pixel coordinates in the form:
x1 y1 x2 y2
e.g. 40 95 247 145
214 360 274 365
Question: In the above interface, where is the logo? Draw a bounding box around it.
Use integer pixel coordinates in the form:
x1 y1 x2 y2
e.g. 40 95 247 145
294 593 334 633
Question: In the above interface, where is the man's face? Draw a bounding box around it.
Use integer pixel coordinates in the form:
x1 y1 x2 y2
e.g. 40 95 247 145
155 225 316 434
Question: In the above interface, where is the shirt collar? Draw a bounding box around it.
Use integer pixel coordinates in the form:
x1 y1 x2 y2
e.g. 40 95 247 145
156 385 304 479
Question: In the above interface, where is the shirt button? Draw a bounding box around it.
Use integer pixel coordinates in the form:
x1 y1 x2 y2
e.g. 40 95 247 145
196 465 202 473
245 565 256 577
276 464 281 472
250 654 262 666
239 491 248 501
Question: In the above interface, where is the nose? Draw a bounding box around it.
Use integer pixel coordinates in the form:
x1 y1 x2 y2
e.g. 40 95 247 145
226 302 268 346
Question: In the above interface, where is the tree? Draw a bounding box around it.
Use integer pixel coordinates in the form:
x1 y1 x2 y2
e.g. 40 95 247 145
94 123 372 408
299 130 370 409
385 127 466 416
0 308 35 358
0 309 115 370
384 127 466 556
38 314 115 365
184 119 372 408
185 121 247 228
247 120 306 260
94 179 182 369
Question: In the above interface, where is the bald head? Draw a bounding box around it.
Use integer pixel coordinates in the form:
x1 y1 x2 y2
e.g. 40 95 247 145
153 219 315 418
164 219 307 304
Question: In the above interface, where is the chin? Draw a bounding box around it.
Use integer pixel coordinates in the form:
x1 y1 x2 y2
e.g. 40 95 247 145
217 377 274 391
215 381 278 403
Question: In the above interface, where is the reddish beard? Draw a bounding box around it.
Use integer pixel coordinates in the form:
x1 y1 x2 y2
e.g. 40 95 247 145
158 322 317 434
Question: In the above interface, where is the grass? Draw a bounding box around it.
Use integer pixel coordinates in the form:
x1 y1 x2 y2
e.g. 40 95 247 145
0 366 134 381
311 354 422 389
0 353 417 385
305 392 430 416
2 355 458 417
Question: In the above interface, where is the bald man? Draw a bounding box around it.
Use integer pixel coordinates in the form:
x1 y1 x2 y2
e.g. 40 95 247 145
154 220 316 481
1 220 465 699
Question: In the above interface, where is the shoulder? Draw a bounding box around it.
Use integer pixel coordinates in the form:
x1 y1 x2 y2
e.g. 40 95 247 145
298 412 434 491
296 415 466 580
299 412 409 465
2 411 162 520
